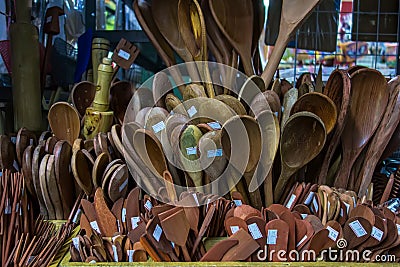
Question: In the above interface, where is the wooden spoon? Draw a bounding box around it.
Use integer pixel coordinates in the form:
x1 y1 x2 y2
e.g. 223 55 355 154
39 154 55 219
260 0 321 85
110 80 135 124
335 69 389 189
71 81 96 118
71 150 93 196
92 152 110 189
290 92 337 135
275 111 326 202
209 0 254 76
48 102 80 145
16 127 36 167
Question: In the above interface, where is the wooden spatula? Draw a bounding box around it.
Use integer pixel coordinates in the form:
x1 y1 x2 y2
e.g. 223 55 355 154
93 188 118 237
221 228 260 261
265 219 289 262
48 102 80 145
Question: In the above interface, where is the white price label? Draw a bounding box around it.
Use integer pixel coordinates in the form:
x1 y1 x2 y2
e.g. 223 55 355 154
340 208 344 217
192 193 199 206
73 209 81 224
207 149 223 158
312 197 319 213
344 202 350 214
371 226 384 241
296 235 308 248
112 245 118 262
144 200 153 211
117 219 121 232
118 49 131 61
127 250 135 262
304 192 315 205
301 214 308 219
72 237 80 251
285 194 297 209
207 122 221 130
131 216 140 230
349 220 367 238
119 178 128 192
4 199 11 214
397 224 400 236
186 147 197 155
233 200 242 207
153 224 163 242
187 106 197 117
122 208 126 223
230 226 239 234
152 121 166 133
267 229 278 245
90 221 101 234
46 16 52 23
248 223 263 240
326 226 339 241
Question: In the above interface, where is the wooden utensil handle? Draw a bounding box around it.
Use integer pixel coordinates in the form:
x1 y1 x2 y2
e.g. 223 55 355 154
261 32 289 86
181 245 191 261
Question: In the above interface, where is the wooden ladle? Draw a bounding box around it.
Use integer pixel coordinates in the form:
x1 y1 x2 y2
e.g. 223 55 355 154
290 92 337 135
274 111 326 202
334 68 389 189
260 0 321 85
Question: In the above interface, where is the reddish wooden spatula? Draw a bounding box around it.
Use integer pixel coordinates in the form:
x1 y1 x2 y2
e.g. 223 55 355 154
221 228 260 261
265 219 289 262
200 238 239 261
93 188 118 237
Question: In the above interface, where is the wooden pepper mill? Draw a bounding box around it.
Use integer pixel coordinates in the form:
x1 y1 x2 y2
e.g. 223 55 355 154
83 57 114 139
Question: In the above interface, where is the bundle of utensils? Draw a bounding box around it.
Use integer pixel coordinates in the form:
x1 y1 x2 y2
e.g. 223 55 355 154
71 187 236 262
0 170 77 266
70 185 400 262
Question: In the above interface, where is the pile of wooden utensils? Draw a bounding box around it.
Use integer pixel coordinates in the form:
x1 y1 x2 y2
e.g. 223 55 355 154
70 185 400 262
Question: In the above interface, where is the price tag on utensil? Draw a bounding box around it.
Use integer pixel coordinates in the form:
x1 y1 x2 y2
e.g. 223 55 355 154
112 245 118 262
397 224 400 236
267 229 278 245
349 220 367 238
312 196 319 213
326 226 339 241
144 200 153 211
207 121 221 130
248 223 263 240
230 226 239 234
117 220 121 232
371 226 384 241
131 216 140 229
192 193 200 206
128 250 135 262
285 194 297 209
344 202 350 214
73 209 81 224
301 214 308 219
90 221 101 234
122 208 126 223
186 147 197 155
187 106 197 118
296 235 308 248
233 200 242 207
72 237 80 251
207 149 222 158
304 192 315 206
119 178 128 192
152 121 166 133
118 49 131 61
153 224 163 242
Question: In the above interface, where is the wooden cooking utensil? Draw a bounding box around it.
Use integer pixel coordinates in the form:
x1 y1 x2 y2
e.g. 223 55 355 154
335 69 389 189
145 216 175 262
180 125 203 188
32 143 47 217
71 81 96 118
357 78 400 196
225 216 248 236
260 0 321 85
343 216 372 249
92 152 110 188
22 145 36 197
48 102 80 145
200 238 238 261
0 135 14 170
109 81 135 124
45 136 59 154
160 209 191 261
16 127 36 167
45 154 64 219
71 150 94 195
318 69 351 184
152 71 173 109
54 140 75 218
222 228 260 261
108 164 129 202
39 154 55 219
178 0 215 98
281 87 298 127
307 228 335 257
209 0 254 76
152 0 200 82
275 111 326 202
290 92 337 135
265 219 289 262
250 90 281 120
93 188 118 237
144 107 169 141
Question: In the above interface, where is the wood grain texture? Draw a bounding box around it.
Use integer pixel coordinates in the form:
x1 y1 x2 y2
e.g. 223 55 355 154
48 102 80 145
357 77 400 196
335 69 389 189
318 69 351 185
94 188 118 237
